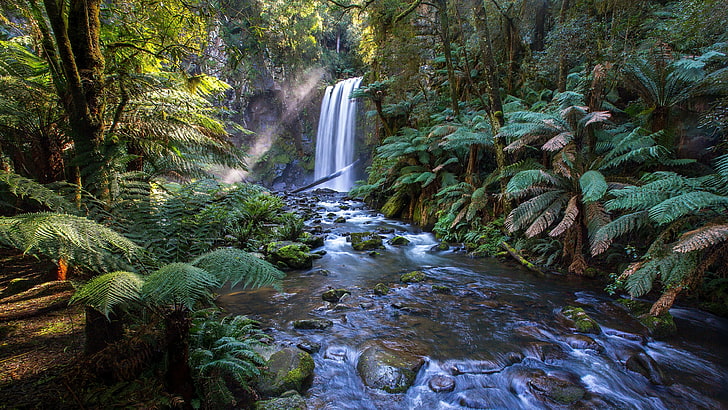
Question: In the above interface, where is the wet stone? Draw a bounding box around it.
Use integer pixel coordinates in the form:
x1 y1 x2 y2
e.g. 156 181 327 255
528 373 586 404
560 306 601 334
373 283 390 296
356 345 425 393
292 319 333 330
626 351 668 385
432 285 452 294
322 288 351 303
401 270 427 283
563 334 602 351
429 375 456 393
350 232 384 251
388 236 411 246
334 216 346 223
296 341 321 354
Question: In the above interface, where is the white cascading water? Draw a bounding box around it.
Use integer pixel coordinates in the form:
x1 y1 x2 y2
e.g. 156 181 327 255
313 77 362 192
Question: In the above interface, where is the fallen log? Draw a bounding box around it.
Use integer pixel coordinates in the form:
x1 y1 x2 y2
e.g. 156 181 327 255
500 241 546 277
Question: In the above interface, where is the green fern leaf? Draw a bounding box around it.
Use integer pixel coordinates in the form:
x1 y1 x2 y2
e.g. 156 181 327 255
649 191 728 225
192 248 284 290
579 170 608 202
590 211 649 256
141 262 220 310
70 271 143 318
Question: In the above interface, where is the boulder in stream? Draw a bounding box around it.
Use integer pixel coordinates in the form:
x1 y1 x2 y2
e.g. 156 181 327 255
616 298 677 338
253 390 306 410
626 351 668 385
292 319 333 330
257 348 315 397
428 375 456 392
298 232 325 249
356 345 425 393
322 288 351 303
528 373 586 404
350 232 384 251
388 236 410 246
400 270 427 283
373 283 390 296
265 241 313 270
560 306 601 334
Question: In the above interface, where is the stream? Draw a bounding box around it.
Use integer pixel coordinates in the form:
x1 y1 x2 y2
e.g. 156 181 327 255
218 191 728 409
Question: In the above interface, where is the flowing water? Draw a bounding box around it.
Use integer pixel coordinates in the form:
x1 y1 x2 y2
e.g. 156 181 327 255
313 78 362 192
219 192 728 409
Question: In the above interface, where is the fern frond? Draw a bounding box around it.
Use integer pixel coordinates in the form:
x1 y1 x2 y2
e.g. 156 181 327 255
550 195 579 237
0 171 76 213
525 195 567 237
649 191 728 225
141 263 220 310
673 224 728 253
505 190 565 232
0 212 139 267
192 248 284 290
541 131 573 152
624 261 659 297
70 271 144 317
506 170 561 197
590 211 649 256
579 170 608 202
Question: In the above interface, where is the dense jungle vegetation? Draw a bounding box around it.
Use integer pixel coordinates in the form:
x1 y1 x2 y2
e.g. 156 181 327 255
0 0 726 408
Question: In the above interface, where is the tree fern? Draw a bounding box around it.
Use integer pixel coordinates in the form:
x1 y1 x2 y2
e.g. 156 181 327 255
648 191 728 225
525 195 568 237
505 190 565 232
506 170 561 197
590 211 650 256
579 170 608 202
191 248 284 291
550 195 579 237
70 271 144 317
0 212 139 270
673 224 728 253
0 171 76 213
141 263 220 310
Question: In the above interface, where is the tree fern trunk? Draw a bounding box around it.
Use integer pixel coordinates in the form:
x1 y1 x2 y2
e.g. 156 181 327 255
649 286 682 316
84 307 124 355
437 0 460 117
165 308 194 408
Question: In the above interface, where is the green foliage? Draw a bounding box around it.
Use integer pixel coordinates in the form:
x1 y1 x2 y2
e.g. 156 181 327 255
192 248 285 290
0 212 139 272
0 170 76 214
70 271 144 318
189 310 268 408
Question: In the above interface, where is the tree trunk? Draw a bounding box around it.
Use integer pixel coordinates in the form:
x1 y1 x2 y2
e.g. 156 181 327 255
437 0 460 117
42 0 107 194
475 1 510 214
556 0 571 92
649 286 682 317
84 307 124 355
165 308 194 408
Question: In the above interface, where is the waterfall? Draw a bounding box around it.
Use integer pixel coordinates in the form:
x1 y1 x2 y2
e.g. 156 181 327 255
313 77 362 192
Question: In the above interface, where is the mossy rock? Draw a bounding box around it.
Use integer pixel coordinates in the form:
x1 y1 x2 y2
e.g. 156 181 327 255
432 285 452 294
298 232 325 249
254 391 306 410
266 241 313 270
626 351 668 385
616 299 677 338
350 232 384 251
356 345 424 393
257 348 315 397
388 236 410 246
561 306 601 334
401 271 426 283
373 283 390 296
431 242 449 251
528 373 585 404
322 288 351 303
334 216 347 223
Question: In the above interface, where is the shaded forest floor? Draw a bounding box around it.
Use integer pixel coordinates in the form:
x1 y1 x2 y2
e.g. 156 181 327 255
0 249 85 409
